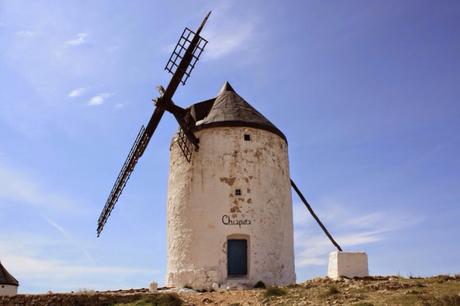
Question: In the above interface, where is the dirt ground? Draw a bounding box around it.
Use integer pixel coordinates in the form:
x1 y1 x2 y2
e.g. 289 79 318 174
1 275 459 306
180 275 460 306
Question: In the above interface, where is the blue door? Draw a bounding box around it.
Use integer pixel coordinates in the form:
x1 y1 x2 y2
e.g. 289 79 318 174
227 239 247 276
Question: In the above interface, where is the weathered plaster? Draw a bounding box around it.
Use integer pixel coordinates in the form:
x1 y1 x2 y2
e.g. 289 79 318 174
0 285 17 296
166 127 296 289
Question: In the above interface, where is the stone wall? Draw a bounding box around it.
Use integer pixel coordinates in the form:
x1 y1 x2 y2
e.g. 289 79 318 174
0 292 180 306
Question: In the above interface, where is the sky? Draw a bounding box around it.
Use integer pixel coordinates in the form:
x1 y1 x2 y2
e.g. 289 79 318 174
0 0 459 293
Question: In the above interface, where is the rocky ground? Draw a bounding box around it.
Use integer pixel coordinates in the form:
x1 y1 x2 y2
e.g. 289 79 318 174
1 275 459 306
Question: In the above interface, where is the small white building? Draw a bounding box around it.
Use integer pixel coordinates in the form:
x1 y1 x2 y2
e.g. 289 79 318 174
0 261 18 296
166 82 296 289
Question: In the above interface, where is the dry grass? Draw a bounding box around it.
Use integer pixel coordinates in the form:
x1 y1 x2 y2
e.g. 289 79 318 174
113 294 182 306
324 285 340 296
273 275 460 306
264 286 288 297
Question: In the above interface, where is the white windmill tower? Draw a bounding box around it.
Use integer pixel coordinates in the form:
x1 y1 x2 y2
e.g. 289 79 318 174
97 12 367 290
166 81 296 289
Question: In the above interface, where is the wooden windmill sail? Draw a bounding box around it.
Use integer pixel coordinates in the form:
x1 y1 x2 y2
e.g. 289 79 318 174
97 12 211 237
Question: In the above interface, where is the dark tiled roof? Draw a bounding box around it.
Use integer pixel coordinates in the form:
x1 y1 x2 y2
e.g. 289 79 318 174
193 82 286 142
0 261 18 286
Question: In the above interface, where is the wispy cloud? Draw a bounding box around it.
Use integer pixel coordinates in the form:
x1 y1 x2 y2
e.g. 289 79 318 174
0 235 155 292
66 32 88 46
204 22 256 59
293 201 422 268
16 30 34 37
43 216 95 263
184 4 259 60
0 162 78 212
114 103 124 110
67 87 86 98
6 255 150 282
295 229 384 267
88 93 112 106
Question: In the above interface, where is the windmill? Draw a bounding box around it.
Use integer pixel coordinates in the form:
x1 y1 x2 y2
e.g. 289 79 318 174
96 12 353 289
97 12 211 237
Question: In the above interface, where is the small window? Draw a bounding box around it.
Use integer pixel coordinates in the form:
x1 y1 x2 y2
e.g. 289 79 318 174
244 134 251 141
235 189 241 196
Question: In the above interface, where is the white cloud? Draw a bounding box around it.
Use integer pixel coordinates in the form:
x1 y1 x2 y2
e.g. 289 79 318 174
114 103 124 110
204 22 255 59
6 255 148 280
338 230 383 246
295 233 331 267
67 87 86 98
0 231 159 292
43 217 95 263
169 6 258 60
0 159 151 292
0 162 78 212
66 33 88 46
293 202 422 268
293 203 314 226
295 229 385 268
16 30 34 37
89 96 103 106
88 93 112 106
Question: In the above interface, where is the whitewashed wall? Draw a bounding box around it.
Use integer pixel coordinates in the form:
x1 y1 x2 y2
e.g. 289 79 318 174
166 126 296 289
0 285 17 296
328 251 369 279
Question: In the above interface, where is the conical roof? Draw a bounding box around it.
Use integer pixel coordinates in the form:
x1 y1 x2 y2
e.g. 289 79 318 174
196 82 286 141
0 261 18 286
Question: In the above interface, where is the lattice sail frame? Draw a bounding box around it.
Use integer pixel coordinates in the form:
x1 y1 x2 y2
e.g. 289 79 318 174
97 125 149 236
177 128 194 163
165 27 208 85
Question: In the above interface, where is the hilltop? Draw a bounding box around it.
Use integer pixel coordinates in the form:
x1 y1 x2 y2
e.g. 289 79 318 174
1 275 459 306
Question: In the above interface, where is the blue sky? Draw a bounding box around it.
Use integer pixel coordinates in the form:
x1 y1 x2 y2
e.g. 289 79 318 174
1 0 459 293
